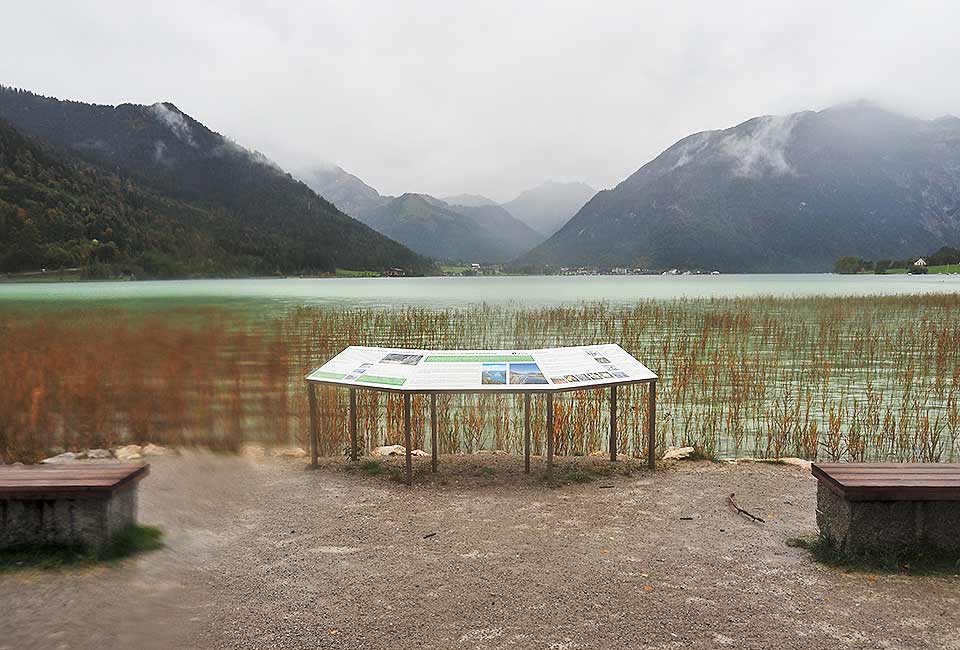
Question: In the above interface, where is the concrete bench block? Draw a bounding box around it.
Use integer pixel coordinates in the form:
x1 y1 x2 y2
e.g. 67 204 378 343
816 482 960 556
0 481 139 550
0 464 147 550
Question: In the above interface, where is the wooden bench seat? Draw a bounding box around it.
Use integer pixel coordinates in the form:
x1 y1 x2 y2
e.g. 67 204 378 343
812 463 960 501
811 462 960 556
0 464 149 549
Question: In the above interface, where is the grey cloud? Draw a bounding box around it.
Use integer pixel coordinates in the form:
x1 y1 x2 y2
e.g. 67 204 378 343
1 1 958 201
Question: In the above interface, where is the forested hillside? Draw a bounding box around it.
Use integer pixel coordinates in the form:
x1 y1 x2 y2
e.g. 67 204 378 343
0 87 431 276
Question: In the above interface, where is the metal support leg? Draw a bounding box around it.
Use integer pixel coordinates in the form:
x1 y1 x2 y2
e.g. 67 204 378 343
609 385 618 462
546 392 554 478
430 393 438 473
523 393 531 474
349 388 358 462
647 380 657 471
404 393 413 486
307 383 319 468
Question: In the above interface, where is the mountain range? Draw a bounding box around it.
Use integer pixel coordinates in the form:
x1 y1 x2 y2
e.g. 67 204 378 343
440 193 499 208
299 165 595 262
517 102 960 272
299 164 386 217
4 87 958 276
355 193 542 263
501 181 596 236
0 86 430 276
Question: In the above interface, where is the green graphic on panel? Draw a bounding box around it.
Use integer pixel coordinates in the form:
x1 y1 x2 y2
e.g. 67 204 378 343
311 371 346 380
425 354 535 363
357 375 407 386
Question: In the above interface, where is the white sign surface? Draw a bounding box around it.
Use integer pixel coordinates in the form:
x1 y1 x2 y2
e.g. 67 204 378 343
306 344 656 391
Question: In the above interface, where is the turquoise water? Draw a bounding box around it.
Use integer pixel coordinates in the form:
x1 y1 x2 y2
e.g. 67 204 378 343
1 274 958 311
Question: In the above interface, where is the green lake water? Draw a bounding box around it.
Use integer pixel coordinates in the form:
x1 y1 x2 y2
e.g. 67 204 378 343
1 274 959 312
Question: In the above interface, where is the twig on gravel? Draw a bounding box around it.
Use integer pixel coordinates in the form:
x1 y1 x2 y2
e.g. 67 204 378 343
423 532 437 539
728 493 764 523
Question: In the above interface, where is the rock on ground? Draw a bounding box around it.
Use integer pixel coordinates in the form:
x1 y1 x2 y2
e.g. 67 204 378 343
662 445 695 460
143 444 171 457
114 445 144 461
371 445 406 457
41 451 81 464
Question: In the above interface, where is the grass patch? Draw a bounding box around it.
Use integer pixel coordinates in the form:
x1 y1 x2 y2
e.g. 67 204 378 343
687 446 718 462
786 535 960 575
357 460 385 476
545 460 641 485
334 268 380 278
0 525 164 573
479 466 496 476
557 466 596 483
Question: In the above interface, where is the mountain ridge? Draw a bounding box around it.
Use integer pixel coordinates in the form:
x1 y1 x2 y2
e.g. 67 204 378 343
356 193 542 263
0 86 431 275
299 164 388 216
501 180 596 237
514 102 960 272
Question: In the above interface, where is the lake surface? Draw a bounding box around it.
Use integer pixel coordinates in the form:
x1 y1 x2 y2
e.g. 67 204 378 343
1 274 959 312
3 274 958 463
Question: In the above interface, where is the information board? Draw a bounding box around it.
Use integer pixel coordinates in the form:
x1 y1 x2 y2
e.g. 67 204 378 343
306 344 656 392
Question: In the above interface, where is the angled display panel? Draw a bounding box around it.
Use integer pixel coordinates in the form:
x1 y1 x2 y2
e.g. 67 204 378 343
305 344 657 392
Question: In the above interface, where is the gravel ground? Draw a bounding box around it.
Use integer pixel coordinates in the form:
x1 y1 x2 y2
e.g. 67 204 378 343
2 452 958 650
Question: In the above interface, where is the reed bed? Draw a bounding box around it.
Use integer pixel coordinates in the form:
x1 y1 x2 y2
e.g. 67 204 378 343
1 294 959 464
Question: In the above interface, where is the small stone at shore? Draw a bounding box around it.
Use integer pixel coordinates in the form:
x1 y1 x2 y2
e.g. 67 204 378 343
272 446 307 459
86 448 113 459
369 447 430 457
662 446 695 461
41 451 81 464
143 443 171 456
371 445 405 457
241 444 266 458
663 447 694 460
115 444 144 461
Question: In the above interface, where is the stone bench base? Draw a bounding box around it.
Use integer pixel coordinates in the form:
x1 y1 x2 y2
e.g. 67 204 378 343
816 482 960 556
0 481 138 550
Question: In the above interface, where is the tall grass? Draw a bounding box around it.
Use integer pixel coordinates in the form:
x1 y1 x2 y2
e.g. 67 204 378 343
1 294 959 464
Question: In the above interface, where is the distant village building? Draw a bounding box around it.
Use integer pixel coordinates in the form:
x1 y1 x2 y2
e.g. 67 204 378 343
384 267 406 277
914 257 927 267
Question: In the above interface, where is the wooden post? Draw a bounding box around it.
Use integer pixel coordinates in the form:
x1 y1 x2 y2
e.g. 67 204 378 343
647 380 657 470
609 384 618 462
307 383 319 468
546 392 554 478
349 388 358 462
523 393 531 474
430 393 438 473
403 393 413 486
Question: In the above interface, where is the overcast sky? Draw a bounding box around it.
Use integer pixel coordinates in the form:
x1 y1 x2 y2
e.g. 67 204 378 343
3 1 959 201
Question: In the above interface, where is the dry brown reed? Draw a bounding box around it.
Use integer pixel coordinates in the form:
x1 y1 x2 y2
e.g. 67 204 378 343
2 293 959 464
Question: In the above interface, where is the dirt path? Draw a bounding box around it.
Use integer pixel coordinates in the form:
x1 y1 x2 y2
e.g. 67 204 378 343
2 453 958 649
